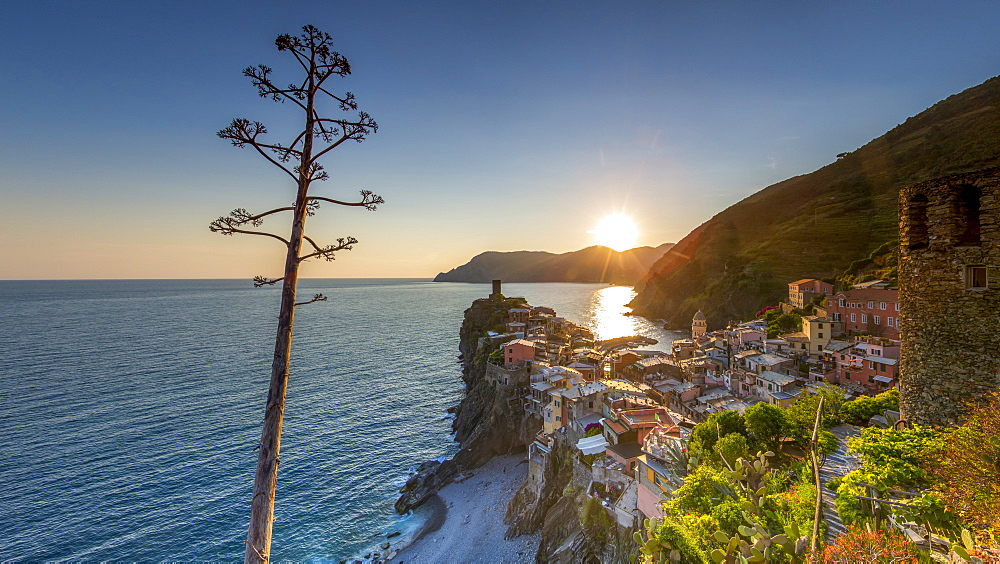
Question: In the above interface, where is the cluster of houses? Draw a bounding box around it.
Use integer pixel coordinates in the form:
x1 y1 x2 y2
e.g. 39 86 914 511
487 277 902 529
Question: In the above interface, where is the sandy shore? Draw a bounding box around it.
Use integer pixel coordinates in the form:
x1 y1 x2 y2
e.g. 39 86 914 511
393 454 540 563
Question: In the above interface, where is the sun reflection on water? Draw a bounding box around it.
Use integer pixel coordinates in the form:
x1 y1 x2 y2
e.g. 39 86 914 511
588 285 641 341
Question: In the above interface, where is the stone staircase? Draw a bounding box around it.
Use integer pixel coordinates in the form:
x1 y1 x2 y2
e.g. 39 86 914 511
817 424 861 541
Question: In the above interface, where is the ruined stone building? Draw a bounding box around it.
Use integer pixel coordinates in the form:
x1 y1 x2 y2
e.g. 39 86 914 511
898 168 1000 427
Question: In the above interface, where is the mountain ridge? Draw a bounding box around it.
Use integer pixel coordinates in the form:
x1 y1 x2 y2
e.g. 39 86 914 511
631 74 1000 328
434 243 675 284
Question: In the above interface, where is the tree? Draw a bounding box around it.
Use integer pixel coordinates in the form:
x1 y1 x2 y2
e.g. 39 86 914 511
744 402 787 451
687 410 746 463
209 26 382 563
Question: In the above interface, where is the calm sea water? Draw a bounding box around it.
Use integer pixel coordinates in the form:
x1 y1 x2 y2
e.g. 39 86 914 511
0 279 680 561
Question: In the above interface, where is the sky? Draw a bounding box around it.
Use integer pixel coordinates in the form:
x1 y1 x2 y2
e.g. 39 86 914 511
2 1 1000 279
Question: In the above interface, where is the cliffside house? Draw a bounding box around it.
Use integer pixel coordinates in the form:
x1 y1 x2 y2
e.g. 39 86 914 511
503 338 538 368
825 287 900 340
780 315 839 358
754 370 801 407
787 278 834 309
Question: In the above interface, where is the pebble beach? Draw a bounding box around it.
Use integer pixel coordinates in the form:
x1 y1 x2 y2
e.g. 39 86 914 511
393 454 540 563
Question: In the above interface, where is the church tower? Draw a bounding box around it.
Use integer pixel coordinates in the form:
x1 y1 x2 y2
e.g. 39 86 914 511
691 310 707 339
898 168 1000 427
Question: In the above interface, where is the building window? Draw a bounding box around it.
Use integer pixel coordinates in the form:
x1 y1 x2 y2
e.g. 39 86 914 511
862 314 868 323
887 317 894 327
555 416 561 422
957 185 982 246
906 193 929 249
880 302 887 310
851 313 856 323
868 301 874 309
874 316 880 325
818 323 824 329
869 361 875 369
554 400 560 407
967 266 988 289
839 298 846 307
895 303 900 311
818 333 823 339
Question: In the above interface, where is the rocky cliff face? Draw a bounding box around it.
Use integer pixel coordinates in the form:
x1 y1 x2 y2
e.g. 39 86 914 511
395 297 542 513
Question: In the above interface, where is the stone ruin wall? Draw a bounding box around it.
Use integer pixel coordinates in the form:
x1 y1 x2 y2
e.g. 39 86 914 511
898 167 1000 427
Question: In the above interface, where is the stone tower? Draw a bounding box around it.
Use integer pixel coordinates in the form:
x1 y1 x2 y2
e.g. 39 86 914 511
691 310 707 339
898 168 1000 427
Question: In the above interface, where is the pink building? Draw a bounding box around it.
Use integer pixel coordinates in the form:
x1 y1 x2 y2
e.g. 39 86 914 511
503 339 537 368
788 279 834 309
837 355 899 394
825 288 900 339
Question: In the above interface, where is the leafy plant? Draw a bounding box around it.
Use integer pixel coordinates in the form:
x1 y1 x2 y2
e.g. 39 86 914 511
839 389 899 426
814 524 922 563
925 392 1000 532
745 403 787 451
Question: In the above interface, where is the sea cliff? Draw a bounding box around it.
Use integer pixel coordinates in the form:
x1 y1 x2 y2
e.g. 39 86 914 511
394 296 543 514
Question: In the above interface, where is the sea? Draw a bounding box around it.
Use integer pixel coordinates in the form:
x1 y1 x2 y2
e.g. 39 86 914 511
0 279 682 561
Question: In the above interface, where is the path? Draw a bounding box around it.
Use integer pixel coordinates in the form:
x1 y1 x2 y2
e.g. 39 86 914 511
818 424 861 541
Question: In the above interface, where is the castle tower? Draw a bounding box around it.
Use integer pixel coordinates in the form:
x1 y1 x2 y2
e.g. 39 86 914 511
691 310 707 339
898 168 1000 427
489 279 503 300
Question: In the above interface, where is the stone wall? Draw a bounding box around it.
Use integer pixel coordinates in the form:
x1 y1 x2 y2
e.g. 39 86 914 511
898 167 1000 427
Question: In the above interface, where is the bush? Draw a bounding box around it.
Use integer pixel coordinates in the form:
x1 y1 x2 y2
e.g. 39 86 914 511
847 426 941 488
665 464 733 515
839 389 899 426
647 519 710 563
687 411 747 463
584 422 603 437
582 495 614 546
714 433 749 468
745 402 787 450
816 524 922 563
925 392 1000 532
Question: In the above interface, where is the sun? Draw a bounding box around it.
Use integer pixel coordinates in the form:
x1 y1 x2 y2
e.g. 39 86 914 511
589 213 639 252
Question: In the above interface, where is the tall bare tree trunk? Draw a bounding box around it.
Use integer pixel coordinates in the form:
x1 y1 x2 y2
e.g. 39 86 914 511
245 207 307 563
212 26 380 563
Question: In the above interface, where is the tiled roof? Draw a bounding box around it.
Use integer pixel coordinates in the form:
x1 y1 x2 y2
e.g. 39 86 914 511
604 419 629 435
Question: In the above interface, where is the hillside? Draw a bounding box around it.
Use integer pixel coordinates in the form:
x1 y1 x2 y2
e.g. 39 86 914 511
434 243 674 284
631 75 1000 328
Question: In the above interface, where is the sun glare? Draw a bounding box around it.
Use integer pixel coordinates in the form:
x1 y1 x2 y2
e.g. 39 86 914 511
589 213 639 252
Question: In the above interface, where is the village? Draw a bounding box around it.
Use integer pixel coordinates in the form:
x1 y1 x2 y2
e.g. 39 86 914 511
478 277 902 532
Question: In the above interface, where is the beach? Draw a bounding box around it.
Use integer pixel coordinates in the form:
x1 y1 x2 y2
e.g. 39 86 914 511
393 454 540 563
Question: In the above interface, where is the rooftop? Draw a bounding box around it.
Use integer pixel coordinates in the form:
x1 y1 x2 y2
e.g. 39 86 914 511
757 370 797 386
607 441 644 460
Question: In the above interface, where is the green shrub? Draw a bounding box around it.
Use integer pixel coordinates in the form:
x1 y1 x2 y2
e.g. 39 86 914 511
714 433 749 468
745 402 787 450
839 389 899 426
687 411 747 463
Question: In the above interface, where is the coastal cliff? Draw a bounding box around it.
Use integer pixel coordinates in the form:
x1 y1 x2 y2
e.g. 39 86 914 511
395 296 542 514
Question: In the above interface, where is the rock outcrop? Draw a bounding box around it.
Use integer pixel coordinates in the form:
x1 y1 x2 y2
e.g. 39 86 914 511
395 296 543 514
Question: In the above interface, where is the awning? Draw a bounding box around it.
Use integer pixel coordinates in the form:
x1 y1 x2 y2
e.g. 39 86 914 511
576 435 609 456
874 375 893 383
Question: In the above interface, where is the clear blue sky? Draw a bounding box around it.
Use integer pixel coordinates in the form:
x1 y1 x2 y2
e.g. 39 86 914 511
2 1 999 279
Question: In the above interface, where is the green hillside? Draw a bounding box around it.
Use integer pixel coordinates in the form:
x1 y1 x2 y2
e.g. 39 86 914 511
434 243 674 284
631 75 1000 328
